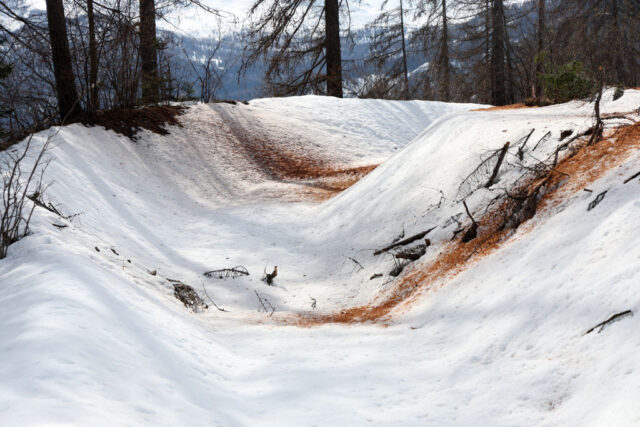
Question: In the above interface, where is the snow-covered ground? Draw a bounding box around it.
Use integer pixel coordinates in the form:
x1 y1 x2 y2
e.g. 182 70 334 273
1 92 640 425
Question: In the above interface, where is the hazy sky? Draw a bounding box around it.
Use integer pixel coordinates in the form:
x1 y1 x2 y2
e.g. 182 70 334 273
27 0 386 38
163 0 386 38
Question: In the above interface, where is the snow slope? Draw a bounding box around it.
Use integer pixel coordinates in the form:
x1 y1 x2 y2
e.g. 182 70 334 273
1 91 640 425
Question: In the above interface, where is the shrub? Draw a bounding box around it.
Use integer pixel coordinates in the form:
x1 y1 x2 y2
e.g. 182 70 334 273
538 58 595 103
613 85 624 101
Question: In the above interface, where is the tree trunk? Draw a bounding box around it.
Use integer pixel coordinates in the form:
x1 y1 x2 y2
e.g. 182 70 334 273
324 0 343 98
491 0 507 106
87 0 98 113
503 12 514 103
611 0 624 84
45 0 80 120
399 0 409 99
534 0 545 97
139 0 159 103
440 0 451 101
485 0 492 103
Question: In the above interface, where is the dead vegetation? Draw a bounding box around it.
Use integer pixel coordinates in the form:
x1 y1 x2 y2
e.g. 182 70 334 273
473 103 537 111
288 121 640 326
77 105 186 140
169 279 208 312
203 266 249 279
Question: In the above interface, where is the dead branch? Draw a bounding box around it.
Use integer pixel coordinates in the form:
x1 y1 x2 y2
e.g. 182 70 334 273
532 131 552 151
173 281 208 312
394 241 429 261
486 141 510 187
203 266 249 279
374 226 436 256
585 310 633 334
587 191 607 211
587 86 604 146
346 256 364 271
254 290 275 316
200 283 227 312
262 265 278 285
623 170 640 184
517 129 535 160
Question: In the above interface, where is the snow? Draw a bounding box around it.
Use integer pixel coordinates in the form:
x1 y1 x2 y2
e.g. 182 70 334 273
2 90 640 425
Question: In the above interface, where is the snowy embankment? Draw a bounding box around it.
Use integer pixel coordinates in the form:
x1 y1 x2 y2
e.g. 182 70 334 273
2 92 640 425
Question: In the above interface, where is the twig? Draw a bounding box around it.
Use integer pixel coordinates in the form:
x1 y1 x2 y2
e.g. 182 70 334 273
463 200 477 227
254 290 275 316
585 310 633 335
201 283 228 312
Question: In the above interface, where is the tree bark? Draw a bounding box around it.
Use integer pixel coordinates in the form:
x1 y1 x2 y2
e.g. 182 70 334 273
399 0 409 99
534 0 545 97
485 0 492 103
87 0 98 113
611 0 624 84
324 0 343 98
440 0 450 101
45 0 80 120
491 0 507 106
139 0 159 103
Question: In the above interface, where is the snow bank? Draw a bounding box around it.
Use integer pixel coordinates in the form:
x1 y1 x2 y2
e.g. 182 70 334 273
2 90 640 425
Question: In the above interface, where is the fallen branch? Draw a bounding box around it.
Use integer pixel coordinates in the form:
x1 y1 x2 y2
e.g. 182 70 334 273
461 200 478 243
517 129 536 160
201 283 228 312
374 227 436 256
623 170 640 184
585 310 633 335
203 266 249 279
486 141 510 187
394 242 429 261
254 290 275 316
346 256 364 271
587 191 607 211
173 281 208 312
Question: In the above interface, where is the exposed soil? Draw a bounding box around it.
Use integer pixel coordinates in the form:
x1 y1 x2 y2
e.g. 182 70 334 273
210 106 379 200
77 105 186 140
473 104 537 111
286 121 640 326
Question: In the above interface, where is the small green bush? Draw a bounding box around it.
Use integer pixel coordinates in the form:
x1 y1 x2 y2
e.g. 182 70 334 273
613 85 624 101
538 58 595 104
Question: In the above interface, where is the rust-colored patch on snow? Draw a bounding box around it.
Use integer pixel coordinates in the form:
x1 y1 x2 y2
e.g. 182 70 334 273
473 104 537 111
247 138 378 199
285 121 640 327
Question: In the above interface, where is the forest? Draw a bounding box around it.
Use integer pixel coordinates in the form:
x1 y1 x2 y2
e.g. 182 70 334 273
0 0 638 145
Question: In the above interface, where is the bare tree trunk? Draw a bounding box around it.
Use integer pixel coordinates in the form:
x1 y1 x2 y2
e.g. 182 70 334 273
491 0 507 106
440 0 450 101
45 0 80 119
485 0 492 103
324 0 343 98
399 0 409 99
139 0 159 103
611 0 624 84
534 0 545 97
87 0 98 113
503 12 514 103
